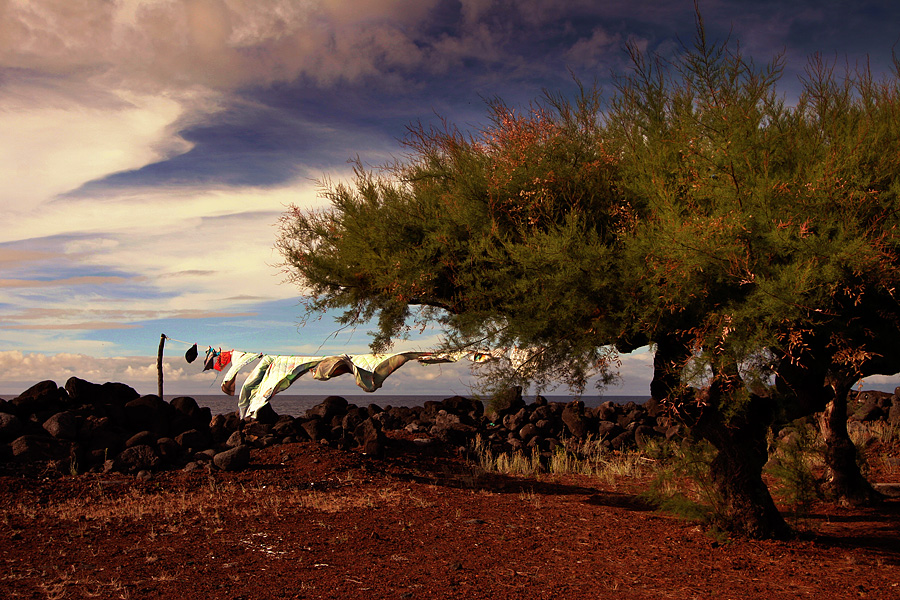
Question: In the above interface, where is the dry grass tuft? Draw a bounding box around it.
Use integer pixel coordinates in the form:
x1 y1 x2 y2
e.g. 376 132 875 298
472 434 657 483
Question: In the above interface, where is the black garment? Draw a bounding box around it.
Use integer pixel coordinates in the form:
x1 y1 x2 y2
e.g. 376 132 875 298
185 343 199 363
203 347 218 371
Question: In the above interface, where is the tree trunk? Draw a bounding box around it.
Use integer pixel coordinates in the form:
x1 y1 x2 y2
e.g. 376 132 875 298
693 373 791 540
701 402 792 540
818 380 883 506
650 332 691 402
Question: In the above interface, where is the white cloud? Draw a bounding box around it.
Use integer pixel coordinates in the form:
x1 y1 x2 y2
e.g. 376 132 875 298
0 85 196 208
565 27 623 68
0 0 470 94
0 161 373 364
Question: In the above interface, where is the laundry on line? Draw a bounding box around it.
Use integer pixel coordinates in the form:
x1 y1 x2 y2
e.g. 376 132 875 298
161 335 494 419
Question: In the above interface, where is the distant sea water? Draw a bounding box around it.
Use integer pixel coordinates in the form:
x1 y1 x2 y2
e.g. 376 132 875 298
185 393 650 417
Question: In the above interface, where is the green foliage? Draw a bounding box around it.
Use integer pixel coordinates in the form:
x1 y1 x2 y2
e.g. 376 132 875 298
765 422 824 520
641 439 723 526
277 84 635 393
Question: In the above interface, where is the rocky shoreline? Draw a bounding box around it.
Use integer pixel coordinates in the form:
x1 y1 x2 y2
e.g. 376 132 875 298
1 377 898 478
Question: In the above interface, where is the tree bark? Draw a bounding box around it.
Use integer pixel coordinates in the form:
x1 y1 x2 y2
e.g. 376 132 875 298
692 368 791 540
818 379 883 506
699 396 792 540
157 333 166 401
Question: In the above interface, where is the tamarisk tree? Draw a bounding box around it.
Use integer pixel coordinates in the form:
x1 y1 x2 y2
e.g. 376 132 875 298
277 22 900 537
277 86 637 391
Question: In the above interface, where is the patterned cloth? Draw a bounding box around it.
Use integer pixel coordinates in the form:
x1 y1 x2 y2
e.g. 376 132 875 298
238 355 324 418
220 351 263 396
312 352 430 392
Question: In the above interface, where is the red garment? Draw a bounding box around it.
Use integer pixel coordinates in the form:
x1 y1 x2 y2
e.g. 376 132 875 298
214 350 233 371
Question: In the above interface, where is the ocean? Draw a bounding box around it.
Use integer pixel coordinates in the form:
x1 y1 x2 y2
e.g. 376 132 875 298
183 393 650 417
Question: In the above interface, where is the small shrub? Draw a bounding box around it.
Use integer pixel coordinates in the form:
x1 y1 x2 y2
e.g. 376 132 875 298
642 439 722 526
765 421 823 520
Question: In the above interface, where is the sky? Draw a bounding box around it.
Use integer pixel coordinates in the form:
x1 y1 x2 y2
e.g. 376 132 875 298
2 0 900 399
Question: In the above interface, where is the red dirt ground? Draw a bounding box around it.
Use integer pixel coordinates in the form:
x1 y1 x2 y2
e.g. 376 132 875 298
1 438 898 599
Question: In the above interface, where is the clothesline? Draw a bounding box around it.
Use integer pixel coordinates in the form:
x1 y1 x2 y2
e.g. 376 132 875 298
160 332 499 419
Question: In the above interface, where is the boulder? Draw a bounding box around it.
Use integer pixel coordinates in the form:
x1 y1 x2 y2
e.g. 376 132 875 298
156 437 181 462
300 418 329 442
442 396 484 421
642 397 662 418
534 419 554 435
210 412 241 443
213 444 251 471
125 430 157 449
519 423 539 443
42 411 81 440
597 420 623 441
561 402 588 439
10 434 71 463
371 410 401 431
431 410 477 446
124 396 172 435
634 424 661 448
341 406 369 432
272 417 299 438
174 428 211 451
12 381 67 417
889 397 900 426
0 412 24 441
529 405 553 424
609 431 634 450
488 386 524 421
100 381 140 404
79 415 122 447
502 408 528 433
225 430 244 448
851 390 892 421
354 418 385 457
64 377 138 406
306 396 348 422
170 396 212 434
113 444 161 474
253 403 280 425
851 403 884 422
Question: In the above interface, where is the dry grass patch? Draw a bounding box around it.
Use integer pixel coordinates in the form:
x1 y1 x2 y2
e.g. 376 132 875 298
472 434 657 484
24 479 422 527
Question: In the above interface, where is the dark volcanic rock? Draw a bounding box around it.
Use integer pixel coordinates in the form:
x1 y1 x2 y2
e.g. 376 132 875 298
561 402 588 439
0 412 24 441
125 430 157 449
431 411 478 446
175 428 211 451
214 444 251 471
354 418 385 457
890 397 900 426
113 444 161 473
42 411 81 440
65 377 138 406
488 387 524 421
300 418 329 442
170 396 212 435
210 412 241 443
307 396 348 422
11 434 71 463
156 437 181 462
125 395 172 435
12 381 67 418
254 403 280 425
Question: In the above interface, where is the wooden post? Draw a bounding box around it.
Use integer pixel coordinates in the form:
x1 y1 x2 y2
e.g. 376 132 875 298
157 333 166 401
